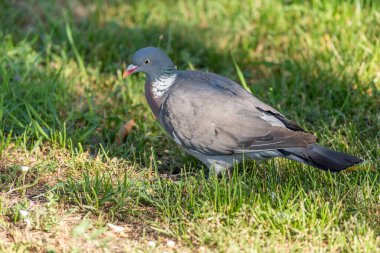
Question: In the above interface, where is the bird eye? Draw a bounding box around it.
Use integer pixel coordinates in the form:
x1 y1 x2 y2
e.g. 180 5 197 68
144 59 151 64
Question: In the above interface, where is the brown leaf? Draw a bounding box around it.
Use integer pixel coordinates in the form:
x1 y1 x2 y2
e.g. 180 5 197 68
116 119 136 144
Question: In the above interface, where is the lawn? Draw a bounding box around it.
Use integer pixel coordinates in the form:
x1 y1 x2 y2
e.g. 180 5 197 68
0 0 379 252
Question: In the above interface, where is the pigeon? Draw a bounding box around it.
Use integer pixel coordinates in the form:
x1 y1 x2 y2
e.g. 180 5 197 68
123 47 363 174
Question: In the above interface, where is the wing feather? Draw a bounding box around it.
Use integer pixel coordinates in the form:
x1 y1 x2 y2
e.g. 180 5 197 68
158 71 316 155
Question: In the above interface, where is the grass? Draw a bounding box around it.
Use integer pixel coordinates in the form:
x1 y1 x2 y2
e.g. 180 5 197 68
0 0 379 252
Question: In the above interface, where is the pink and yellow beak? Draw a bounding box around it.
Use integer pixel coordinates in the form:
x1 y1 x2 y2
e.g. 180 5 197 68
123 64 139 78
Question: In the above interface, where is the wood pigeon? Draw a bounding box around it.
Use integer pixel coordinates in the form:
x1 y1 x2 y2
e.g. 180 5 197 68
123 47 362 174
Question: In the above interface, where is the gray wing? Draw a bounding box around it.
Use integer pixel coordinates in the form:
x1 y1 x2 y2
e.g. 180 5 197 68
158 71 316 155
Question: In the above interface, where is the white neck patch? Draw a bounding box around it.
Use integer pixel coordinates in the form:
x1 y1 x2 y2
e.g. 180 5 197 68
151 74 177 98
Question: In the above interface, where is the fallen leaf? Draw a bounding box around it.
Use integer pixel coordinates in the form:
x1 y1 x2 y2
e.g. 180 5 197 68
116 119 136 144
107 223 126 233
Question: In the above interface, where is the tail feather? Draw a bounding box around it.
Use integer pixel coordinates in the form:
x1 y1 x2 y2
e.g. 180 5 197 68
279 144 363 172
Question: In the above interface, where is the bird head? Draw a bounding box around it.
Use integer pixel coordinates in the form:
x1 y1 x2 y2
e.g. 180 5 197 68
123 47 175 80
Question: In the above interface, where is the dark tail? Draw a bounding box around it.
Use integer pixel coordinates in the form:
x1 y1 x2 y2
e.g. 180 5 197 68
278 144 363 172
